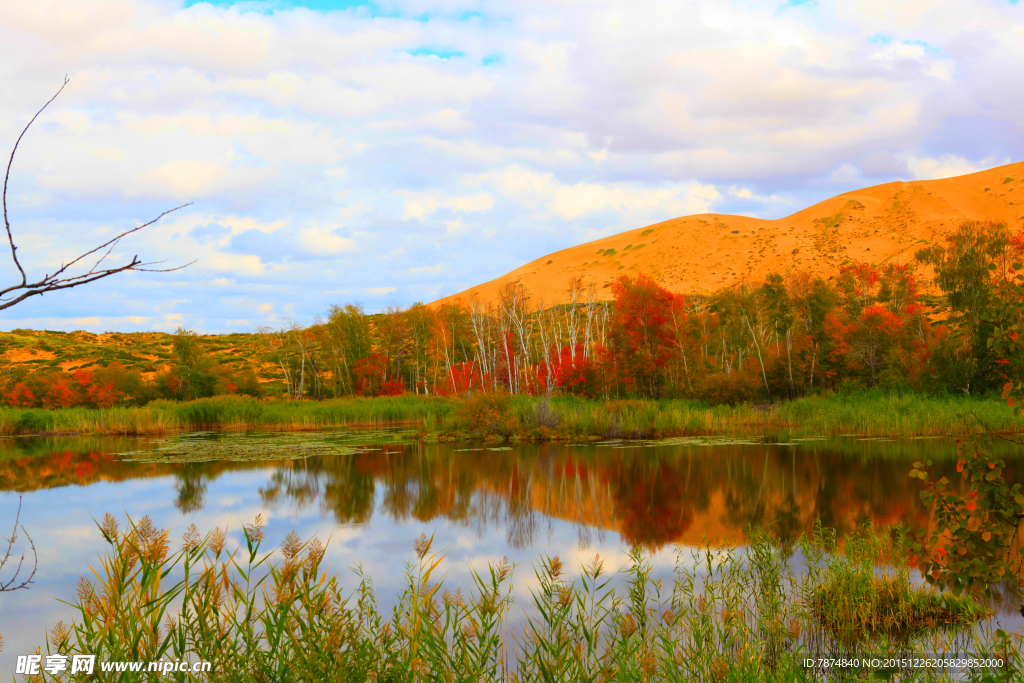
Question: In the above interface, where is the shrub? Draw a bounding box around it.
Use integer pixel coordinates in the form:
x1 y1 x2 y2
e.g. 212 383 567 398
534 394 561 429
696 372 759 406
41 381 75 409
7 381 36 407
455 391 516 437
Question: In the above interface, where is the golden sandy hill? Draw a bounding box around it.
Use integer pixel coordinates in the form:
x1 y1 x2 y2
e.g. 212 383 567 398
434 161 1024 306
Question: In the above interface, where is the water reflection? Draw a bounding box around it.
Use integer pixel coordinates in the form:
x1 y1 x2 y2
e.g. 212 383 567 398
3 434 1020 551
1 433 1023 675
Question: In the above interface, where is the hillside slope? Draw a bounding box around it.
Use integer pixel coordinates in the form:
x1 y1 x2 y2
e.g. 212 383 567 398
0 329 275 381
434 161 1024 306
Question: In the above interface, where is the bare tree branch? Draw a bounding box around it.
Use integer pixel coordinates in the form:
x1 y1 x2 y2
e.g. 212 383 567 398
0 496 37 593
1 77 192 312
3 76 69 287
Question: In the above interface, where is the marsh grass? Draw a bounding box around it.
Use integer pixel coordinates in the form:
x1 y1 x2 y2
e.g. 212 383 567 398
0 391 1016 440
0 395 454 436
437 392 1020 441
12 517 1022 682
806 525 989 641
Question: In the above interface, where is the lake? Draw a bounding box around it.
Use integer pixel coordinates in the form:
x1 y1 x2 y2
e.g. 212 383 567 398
1 430 1023 675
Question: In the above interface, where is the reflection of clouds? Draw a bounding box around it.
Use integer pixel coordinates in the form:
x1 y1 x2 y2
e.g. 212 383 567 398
5 435 1024 674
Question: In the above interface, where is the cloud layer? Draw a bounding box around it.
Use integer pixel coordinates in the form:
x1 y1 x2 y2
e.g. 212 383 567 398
0 0 1021 332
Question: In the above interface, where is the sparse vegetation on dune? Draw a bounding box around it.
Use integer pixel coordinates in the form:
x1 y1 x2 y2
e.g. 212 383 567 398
437 162 1024 308
0 391 1016 439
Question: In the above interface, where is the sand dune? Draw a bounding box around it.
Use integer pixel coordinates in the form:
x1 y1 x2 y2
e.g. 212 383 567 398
433 161 1024 306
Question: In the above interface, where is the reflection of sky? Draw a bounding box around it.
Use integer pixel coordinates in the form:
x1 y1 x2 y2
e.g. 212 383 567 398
2 434 1024 676
0 465 680 675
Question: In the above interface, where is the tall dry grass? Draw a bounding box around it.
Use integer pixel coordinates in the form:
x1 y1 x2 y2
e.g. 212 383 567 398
12 517 1021 682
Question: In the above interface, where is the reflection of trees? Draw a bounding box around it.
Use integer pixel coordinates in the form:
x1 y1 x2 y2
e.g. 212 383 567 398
259 466 322 511
320 457 377 525
606 455 695 548
506 464 537 549
721 454 766 532
173 465 209 514
772 452 801 551
5 435 1017 554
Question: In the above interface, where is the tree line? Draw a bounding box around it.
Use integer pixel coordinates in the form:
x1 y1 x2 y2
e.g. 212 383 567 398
3 219 1021 407
255 218 1024 403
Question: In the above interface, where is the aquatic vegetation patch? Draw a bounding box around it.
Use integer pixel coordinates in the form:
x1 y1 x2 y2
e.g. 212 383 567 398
113 432 365 463
812 576 987 639
648 435 763 447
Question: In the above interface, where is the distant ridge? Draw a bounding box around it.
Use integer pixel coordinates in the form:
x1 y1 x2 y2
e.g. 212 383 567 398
432 161 1024 306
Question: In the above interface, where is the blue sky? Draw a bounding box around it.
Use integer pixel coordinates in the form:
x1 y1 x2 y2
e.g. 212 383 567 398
0 0 1021 333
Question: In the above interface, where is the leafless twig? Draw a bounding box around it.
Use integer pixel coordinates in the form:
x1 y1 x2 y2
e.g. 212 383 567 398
0 496 37 593
1 77 193 312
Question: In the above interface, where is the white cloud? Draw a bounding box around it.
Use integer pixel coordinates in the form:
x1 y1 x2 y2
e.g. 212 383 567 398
549 181 720 221
299 225 356 255
470 165 720 222
830 164 862 183
406 263 446 275
152 313 186 331
202 253 267 276
140 160 228 197
444 219 468 235
904 154 1009 180
365 287 396 296
0 0 1021 330
400 191 495 220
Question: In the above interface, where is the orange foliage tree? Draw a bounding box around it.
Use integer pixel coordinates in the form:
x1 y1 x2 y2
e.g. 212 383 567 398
605 275 682 399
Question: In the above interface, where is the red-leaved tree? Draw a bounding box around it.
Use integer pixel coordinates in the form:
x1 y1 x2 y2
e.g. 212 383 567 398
605 275 682 399
353 353 404 397
41 381 76 409
7 382 36 407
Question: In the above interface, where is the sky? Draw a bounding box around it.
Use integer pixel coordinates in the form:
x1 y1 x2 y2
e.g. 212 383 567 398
0 0 1022 333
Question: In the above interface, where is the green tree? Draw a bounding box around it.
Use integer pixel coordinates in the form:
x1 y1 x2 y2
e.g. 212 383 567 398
321 304 372 396
916 220 1012 392
167 328 213 399
910 259 1024 594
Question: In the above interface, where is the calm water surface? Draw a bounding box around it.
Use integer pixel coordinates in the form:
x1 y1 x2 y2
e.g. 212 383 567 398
1 431 1023 674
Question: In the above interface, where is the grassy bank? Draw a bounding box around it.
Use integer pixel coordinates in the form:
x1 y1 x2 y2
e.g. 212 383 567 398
0 390 1017 439
11 517 1017 683
0 395 455 436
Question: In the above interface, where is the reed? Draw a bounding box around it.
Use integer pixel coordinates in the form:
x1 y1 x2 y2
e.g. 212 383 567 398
13 517 1021 682
440 391 1019 440
0 391 1015 439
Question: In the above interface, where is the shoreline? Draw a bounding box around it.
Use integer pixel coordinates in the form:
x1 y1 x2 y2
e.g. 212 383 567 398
0 391 1019 440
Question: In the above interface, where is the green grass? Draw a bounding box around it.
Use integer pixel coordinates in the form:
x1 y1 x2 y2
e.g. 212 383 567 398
16 518 1018 682
428 391 1021 440
808 525 988 641
0 391 1017 439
